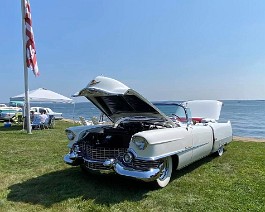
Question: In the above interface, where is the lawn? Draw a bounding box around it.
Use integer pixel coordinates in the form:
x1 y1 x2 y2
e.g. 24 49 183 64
0 121 264 211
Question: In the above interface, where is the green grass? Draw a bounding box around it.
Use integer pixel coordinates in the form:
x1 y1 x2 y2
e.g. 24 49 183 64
0 121 264 211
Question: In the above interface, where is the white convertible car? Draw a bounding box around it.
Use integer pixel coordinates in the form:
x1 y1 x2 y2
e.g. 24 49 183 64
64 76 232 187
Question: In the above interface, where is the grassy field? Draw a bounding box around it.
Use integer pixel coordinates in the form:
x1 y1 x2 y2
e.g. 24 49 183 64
0 121 264 212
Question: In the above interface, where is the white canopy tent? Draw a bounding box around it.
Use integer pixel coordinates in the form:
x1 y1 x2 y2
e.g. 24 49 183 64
10 88 74 132
10 88 73 103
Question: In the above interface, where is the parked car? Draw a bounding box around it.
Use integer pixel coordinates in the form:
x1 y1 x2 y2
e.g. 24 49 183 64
64 76 232 187
30 107 63 120
0 107 22 121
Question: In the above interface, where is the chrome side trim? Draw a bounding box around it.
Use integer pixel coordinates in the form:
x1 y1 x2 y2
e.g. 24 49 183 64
191 142 210 150
147 137 184 145
128 148 188 161
128 142 210 161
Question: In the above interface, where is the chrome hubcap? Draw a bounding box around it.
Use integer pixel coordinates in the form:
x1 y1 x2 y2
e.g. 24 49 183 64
159 160 169 180
218 146 224 155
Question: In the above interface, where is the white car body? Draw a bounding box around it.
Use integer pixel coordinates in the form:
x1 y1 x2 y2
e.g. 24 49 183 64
64 76 232 187
0 106 22 121
30 107 63 120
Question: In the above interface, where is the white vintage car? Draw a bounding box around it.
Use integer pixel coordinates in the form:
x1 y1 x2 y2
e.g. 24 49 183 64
64 76 232 187
30 107 63 120
0 106 22 121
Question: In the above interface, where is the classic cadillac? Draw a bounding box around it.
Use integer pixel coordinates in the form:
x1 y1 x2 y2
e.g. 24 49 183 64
64 76 232 187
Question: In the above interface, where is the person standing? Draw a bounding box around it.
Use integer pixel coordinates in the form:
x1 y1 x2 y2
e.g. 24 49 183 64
30 110 35 123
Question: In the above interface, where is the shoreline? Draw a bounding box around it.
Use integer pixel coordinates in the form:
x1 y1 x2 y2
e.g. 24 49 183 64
61 119 265 143
233 136 265 143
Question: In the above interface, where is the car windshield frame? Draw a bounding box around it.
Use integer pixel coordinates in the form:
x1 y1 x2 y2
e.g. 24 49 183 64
153 102 192 124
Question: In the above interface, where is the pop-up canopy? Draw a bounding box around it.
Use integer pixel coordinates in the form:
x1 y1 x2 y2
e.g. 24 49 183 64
10 88 73 103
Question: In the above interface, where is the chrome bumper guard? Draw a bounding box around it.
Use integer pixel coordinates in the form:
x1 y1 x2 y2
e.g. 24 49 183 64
106 159 162 182
64 153 82 166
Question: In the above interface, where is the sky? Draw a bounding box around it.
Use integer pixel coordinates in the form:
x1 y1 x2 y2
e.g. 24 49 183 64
1 0 265 103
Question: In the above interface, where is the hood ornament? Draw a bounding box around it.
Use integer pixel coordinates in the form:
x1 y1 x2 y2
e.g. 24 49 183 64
89 79 100 86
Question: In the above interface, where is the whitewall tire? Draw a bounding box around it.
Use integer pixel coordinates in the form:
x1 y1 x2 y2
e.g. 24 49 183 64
216 145 224 156
156 156 172 188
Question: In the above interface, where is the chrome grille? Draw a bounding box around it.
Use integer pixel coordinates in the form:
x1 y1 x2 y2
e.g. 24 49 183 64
84 160 111 171
79 142 162 171
79 143 127 161
127 159 162 171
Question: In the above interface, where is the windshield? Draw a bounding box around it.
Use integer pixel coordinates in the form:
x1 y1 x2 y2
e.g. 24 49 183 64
155 104 179 117
154 103 191 124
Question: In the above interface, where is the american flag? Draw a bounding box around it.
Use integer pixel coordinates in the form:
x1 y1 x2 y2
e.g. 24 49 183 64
24 0 39 77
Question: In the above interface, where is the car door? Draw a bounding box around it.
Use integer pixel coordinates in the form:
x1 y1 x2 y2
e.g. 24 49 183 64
175 125 193 169
173 106 194 169
191 125 213 162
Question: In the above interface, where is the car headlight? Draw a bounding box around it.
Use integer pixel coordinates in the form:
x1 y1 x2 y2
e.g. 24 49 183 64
132 136 148 150
123 152 134 163
66 130 75 141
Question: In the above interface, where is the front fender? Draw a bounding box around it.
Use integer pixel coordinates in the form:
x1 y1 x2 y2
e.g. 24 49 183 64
129 127 193 160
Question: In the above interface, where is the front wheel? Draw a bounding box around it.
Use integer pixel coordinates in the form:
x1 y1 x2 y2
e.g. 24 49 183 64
156 156 172 188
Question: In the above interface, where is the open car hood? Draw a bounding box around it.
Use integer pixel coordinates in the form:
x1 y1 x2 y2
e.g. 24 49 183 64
74 76 174 124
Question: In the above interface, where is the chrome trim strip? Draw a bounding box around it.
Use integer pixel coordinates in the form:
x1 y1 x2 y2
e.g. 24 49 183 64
128 147 189 161
128 142 210 161
192 142 210 150
83 158 108 163
147 137 184 145
83 158 114 174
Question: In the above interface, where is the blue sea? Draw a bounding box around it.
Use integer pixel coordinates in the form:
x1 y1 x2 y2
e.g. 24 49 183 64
31 100 265 139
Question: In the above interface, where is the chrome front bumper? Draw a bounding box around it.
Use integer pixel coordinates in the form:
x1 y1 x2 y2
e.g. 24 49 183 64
64 154 162 182
113 160 161 182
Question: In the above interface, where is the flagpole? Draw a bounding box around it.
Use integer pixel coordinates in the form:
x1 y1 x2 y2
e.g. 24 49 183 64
21 0 32 134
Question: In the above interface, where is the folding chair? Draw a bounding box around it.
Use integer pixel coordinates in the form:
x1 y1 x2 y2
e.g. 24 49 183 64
43 115 55 129
31 115 42 130
12 112 23 125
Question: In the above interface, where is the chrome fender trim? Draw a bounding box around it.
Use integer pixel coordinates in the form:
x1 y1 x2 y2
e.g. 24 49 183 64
113 161 161 182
